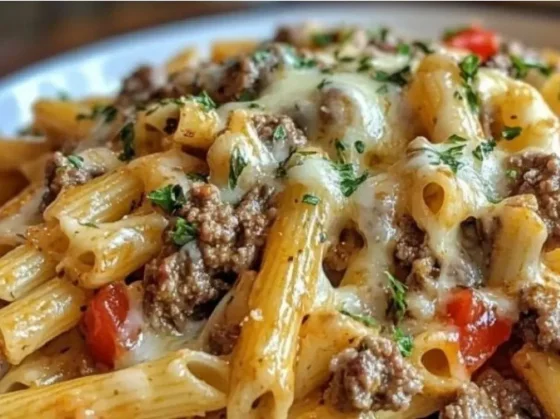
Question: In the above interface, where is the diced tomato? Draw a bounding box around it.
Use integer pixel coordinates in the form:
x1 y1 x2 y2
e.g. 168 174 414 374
445 288 512 372
82 282 129 367
445 26 499 61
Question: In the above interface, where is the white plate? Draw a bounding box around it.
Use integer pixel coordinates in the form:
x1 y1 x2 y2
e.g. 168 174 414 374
0 2 558 135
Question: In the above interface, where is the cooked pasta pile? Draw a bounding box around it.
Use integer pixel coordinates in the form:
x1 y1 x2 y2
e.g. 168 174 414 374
0 22 559 418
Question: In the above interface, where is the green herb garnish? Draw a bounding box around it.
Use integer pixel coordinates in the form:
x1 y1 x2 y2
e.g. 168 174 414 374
332 162 369 197
447 134 468 144
385 271 408 321
472 139 496 161
502 126 522 140
118 122 135 161
76 105 118 123
272 125 287 142
147 184 186 213
172 218 198 246
372 66 411 87
190 91 216 111
66 155 84 169
252 50 271 64
412 41 434 54
311 32 336 47
355 141 365 154
418 144 465 173
506 169 518 180
459 54 481 113
317 78 332 90
302 194 321 206
228 146 248 189
340 309 377 328
510 55 552 79
397 43 411 56
357 57 372 72
376 84 389 95
394 327 413 357
79 221 99 229
335 139 347 162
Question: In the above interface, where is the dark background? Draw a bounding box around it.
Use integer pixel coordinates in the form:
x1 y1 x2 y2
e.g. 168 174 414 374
0 1 558 79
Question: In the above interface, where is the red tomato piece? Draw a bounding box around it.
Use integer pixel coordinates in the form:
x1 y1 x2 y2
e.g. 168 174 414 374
446 288 512 372
82 282 129 367
445 26 499 61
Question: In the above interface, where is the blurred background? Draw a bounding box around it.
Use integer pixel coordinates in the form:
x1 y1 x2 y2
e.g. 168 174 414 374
0 1 558 78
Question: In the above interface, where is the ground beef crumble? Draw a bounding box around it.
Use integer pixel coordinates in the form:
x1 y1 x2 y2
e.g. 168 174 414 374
520 284 560 352
507 152 560 248
441 369 542 419
325 336 422 412
393 215 439 289
143 183 276 334
323 228 364 286
41 151 106 210
251 113 307 149
207 323 241 356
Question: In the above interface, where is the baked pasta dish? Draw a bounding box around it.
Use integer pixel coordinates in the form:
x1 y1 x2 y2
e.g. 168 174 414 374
0 22 560 419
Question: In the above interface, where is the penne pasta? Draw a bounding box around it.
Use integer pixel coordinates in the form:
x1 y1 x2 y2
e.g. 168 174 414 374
0 278 86 364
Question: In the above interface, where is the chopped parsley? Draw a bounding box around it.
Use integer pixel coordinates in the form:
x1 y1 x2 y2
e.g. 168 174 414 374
396 43 411 56
357 57 372 72
506 169 518 180
302 194 321 206
337 56 355 63
294 57 317 69
355 141 365 154
272 125 287 142
502 126 522 140
420 144 465 173
447 134 468 144
238 90 255 102
459 54 481 113
118 122 135 161
453 90 463 100
372 66 411 87
332 162 369 197
76 105 118 123
394 327 413 357
412 41 434 54
339 309 377 328
335 139 347 162
472 139 496 161
317 78 332 90
147 184 186 213
228 146 248 189
248 102 262 109
190 91 216 111
510 55 552 79
385 271 408 321
252 50 271 64
79 221 99 228
66 155 84 169
311 32 336 47
376 84 389 95
172 218 198 246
